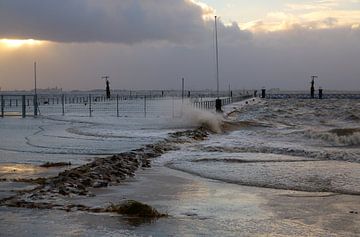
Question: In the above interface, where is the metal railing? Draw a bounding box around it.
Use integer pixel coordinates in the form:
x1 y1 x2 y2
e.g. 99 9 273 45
0 94 37 118
192 95 253 110
266 93 360 100
35 94 186 118
0 92 253 118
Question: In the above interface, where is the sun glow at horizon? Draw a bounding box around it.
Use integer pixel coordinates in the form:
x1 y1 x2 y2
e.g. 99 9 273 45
0 39 44 48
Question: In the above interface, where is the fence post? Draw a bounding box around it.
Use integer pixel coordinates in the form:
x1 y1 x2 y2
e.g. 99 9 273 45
34 94 38 117
116 94 119 117
61 94 65 116
89 94 92 117
1 95 4 118
22 95 26 118
172 97 175 118
144 96 147 118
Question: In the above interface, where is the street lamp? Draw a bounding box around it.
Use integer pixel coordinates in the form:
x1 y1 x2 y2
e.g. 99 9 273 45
214 16 222 112
34 62 38 116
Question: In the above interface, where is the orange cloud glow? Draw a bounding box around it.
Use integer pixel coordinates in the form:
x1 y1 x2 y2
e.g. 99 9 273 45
0 39 45 49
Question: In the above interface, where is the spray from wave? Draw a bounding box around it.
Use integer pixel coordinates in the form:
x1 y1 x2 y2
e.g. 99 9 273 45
179 105 224 133
179 104 267 134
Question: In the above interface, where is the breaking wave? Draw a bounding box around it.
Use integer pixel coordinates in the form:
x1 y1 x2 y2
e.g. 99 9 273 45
167 160 360 195
180 105 270 134
166 99 360 195
180 106 223 133
346 113 360 121
304 128 360 146
198 145 360 163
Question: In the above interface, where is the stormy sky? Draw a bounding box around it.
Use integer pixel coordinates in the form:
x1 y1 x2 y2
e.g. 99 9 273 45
0 0 359 91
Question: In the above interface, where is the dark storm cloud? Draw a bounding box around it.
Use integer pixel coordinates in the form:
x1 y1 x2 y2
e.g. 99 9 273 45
1 26 359 91
0 0 250 44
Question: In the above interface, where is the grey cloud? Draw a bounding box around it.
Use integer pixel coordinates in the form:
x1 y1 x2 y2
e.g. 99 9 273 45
1 1 358 91
0 0 250 44
1 26 359 91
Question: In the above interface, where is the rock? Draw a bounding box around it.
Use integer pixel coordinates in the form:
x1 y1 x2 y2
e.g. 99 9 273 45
105 200 167 218
3 127 208 209
93 181 108 188
40 162 71 168
58 186 69 196
80 178 92 186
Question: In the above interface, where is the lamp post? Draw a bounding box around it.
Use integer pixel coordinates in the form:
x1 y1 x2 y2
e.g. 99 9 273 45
34 62 37 95
34 62 38 116
214 16 222 112
181 77 185 103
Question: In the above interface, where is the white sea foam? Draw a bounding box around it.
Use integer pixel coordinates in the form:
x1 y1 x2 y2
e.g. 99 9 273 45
176 98 265 134
163 99 360 195
166 151 360 195
198 144 360 163
304 128 360 146
179 105 224 133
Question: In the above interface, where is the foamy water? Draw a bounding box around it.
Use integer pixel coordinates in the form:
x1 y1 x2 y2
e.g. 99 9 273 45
163 99 360 194
1 99 359 193
1 98 359 236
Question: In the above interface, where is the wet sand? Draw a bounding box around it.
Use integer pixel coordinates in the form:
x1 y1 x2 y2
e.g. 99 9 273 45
109 165 360 236
1 158 359 236
45 163 360 236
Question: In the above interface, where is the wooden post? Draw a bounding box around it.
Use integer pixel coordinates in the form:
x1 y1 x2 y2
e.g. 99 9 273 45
144 96 147 118
182 78 185 103
34 94 38 116
172 97 175 118
22 95 26 118
261 89 266 99
62 94 65 116
319 88 323 99
215 99 222 112
89 94 92 117
1 95 4 117
116 94 119 117
311 76 317 99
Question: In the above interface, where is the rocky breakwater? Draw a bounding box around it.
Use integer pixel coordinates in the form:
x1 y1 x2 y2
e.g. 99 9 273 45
0 129 208 212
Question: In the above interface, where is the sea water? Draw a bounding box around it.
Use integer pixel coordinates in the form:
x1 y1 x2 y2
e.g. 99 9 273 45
0 98 359 236
165 99 360 195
